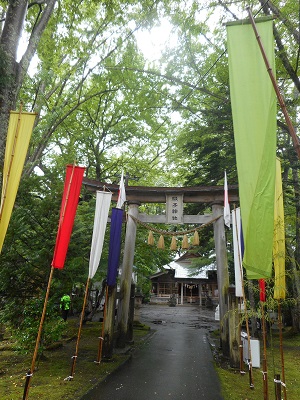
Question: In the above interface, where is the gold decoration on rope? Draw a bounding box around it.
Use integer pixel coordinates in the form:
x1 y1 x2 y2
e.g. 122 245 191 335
129 214 221 250
170 236 177 251
157 235 165 249
147 230 154 246
182 234 189 249
192 230 199 246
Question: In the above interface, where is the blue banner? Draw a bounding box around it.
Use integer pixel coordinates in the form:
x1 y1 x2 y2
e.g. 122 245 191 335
106 208 123 286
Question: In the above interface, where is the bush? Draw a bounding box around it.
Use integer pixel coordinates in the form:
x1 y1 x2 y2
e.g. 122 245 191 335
3 297 67 352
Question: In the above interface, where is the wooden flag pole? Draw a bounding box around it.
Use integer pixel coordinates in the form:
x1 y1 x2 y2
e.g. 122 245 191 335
24 163 79 398
233 206 253 385
260 301 269 400
247 7 300 161
65 277 91 380
243 294 254 389
277 300 287 400
96 285 109 364
238 298 245 375
0 104 23 221
22 266 54 400
233 209 245 375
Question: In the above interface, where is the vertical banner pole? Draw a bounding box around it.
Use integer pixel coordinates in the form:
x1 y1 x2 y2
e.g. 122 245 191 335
0 104 23 221
22 266 54 400
247 8 300 160
260 301 269 400
96 285 109 363
232 206 253 385
66 277 90 380
278 300 287 400
275 374 282 400
238 298 245 375
23 163 84 397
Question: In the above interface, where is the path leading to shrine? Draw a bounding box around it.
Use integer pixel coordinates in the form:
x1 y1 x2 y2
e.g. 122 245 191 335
81 304 223 400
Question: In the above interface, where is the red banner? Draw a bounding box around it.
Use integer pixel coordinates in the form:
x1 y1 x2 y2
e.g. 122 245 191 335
52 165 85 269
259 279 266 302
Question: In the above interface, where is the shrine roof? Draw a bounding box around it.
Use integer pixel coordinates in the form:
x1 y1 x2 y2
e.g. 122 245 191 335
150 259 216 280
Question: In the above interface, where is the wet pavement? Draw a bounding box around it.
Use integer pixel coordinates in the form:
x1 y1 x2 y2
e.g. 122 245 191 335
81 304 223 400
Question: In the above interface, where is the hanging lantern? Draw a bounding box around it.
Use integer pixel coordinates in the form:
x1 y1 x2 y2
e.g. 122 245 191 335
157 235 165 249
170 236 177 251
182 234 189 249
148 230 154 246
192 230 200 246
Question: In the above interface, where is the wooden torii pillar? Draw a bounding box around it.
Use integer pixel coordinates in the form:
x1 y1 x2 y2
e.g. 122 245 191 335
83 178 239 356
116 202 140 347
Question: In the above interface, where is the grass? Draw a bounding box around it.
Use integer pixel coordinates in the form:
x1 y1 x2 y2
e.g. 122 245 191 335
215 328 300 400
0 318 151 400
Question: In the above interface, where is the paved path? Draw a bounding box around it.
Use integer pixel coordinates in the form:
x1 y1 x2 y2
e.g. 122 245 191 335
81 305 223 400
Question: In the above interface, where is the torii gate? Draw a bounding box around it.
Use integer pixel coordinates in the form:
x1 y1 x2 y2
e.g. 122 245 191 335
83 177 239 358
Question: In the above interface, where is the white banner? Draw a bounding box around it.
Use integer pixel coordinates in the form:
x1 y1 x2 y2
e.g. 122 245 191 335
224 171 230 228
232 207 243 297
88 191 112 279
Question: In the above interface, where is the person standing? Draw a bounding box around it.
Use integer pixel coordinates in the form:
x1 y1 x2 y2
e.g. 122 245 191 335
60 294 71 321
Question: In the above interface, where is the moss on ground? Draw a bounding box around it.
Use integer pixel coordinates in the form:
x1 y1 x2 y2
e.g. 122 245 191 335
0 318 151 400
215 328 300 400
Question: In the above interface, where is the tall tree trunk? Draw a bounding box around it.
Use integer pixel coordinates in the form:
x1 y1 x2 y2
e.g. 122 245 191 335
0 0 57 176
0 0 27 170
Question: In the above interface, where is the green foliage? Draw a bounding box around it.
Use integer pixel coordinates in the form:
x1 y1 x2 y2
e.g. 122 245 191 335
1 0 300 334
1 297 66 352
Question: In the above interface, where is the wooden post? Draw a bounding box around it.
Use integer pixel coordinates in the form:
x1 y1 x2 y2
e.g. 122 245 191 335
23 267 54 400
67 277 90 379
277 301 287 400
228 287 240 368
102 285 117 360
274 374 282 400
212 202 230 357
238 302 245 375
126 283 135 344
261 302 269 400
116 202 139 348
96 286 109 363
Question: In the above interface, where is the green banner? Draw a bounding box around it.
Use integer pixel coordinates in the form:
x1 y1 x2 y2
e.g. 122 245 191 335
227 19 277 279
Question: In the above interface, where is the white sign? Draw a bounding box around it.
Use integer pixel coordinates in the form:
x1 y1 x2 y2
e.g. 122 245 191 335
166 194 183 224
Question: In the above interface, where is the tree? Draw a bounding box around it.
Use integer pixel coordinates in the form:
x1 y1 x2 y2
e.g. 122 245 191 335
1 0 300 334
0 0 57 172
165 0 300 328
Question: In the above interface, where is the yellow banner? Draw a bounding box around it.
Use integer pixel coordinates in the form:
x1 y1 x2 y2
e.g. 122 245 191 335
0 111 37 253
273 158 286 299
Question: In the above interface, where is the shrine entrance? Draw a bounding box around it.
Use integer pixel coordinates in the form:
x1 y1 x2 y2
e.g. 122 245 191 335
83 177 239 357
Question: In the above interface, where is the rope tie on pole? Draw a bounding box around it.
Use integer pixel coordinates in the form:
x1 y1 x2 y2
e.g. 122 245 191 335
261 370 268 380
273 376 286 387
64 376 74 381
